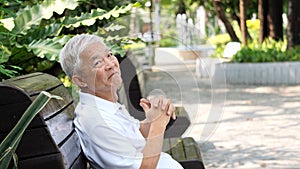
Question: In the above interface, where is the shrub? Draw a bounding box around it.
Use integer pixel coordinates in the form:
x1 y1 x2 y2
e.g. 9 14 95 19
231 38 300 62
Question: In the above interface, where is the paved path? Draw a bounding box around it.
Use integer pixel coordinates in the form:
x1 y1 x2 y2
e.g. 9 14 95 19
144 62 300 169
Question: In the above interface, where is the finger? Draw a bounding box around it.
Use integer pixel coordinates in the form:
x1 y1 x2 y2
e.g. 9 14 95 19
152 96 161 108
172 111 176 120
140 98 151 108
167 103 175 116
161 98 170 111
139 102 150 111
146 95 154 101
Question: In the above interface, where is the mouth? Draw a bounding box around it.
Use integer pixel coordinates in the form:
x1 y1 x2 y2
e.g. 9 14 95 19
108 72 119 80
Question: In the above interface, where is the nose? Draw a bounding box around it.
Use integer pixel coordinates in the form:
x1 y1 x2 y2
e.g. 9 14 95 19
104 57 117 70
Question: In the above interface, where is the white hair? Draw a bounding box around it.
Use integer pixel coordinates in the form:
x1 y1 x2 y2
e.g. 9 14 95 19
59 34 105 77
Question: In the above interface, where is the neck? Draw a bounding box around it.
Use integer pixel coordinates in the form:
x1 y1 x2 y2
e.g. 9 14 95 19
82 88 119 103
96 91 119 102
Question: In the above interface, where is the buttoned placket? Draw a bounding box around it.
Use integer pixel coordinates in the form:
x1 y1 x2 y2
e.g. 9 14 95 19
117 104 130 119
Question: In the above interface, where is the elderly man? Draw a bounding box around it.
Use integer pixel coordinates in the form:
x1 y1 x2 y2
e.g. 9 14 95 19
59 34 183 169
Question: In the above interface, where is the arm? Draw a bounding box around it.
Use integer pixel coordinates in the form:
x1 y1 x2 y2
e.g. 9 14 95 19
138 96 175 169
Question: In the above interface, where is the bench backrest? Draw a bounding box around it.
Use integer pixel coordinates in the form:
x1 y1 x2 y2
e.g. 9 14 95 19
0 72 87 169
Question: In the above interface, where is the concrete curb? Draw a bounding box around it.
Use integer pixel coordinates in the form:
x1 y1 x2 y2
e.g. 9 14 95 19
214 62 300 85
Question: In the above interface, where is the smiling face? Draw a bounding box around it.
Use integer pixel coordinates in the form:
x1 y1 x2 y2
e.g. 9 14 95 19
72 42 122 101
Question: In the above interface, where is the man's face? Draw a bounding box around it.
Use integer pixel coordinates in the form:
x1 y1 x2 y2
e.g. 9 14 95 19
76 42 122 95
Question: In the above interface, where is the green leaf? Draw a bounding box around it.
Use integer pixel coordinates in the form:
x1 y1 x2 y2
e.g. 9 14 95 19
36 59 55 71
10 47 35 64
25 37 64 61
63 4 133 28
0 17 15 31
63 8 106 28
18 23 63 44
107 44 126 57
0 44 11 63
12 0 78 35
104 23 126 32
0 65 20 79
0 91 62 169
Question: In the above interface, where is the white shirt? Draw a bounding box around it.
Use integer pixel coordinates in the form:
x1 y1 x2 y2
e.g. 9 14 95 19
74 91 183 169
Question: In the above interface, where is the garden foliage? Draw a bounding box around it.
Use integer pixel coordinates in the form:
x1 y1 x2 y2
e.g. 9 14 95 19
0 0 136 79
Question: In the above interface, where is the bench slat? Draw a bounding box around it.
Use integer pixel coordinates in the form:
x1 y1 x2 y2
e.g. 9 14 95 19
70 153 89 169
182 137 200 160
59 131 82 169
17 153 65 169
0 85 46 133
162 138 171 154
0 127 59 159
32 85 74 120
2 72 61 96
45 105 74 145
169 138 186 161
163 137 205 169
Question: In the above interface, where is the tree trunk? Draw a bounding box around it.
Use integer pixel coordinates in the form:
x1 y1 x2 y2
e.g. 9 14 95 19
231 8 252 40
213 0 240 42
268 0 283 41
258 0 269 43
287 0 300 49
240 0 247 45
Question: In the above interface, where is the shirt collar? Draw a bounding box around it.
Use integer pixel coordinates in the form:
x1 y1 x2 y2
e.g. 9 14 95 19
78 91 121 115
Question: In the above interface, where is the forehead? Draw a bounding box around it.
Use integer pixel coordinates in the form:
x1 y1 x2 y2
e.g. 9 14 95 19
80 42 108 61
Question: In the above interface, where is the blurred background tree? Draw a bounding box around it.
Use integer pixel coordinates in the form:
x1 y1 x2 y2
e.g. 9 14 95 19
287 0 300 49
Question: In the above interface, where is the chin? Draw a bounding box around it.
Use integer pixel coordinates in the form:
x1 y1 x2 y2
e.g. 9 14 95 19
111 79 122 89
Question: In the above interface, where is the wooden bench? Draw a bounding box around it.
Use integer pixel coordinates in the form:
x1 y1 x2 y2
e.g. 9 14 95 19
0 65 205 168
0 73 86 169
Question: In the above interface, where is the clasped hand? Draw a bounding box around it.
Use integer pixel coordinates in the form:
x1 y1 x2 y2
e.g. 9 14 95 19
139 95 176 125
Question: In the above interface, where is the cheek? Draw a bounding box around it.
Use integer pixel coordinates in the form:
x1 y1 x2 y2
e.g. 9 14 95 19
95 69 105 82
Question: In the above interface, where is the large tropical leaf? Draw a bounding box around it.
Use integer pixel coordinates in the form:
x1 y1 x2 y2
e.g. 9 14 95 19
25 37 65 61
18 23 63 44
10 46 35 64
12 0 78 35
23 35 70 61
0 17 15 31
63 3 134 28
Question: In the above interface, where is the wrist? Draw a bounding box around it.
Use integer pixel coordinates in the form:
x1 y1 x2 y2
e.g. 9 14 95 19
149 120 166 135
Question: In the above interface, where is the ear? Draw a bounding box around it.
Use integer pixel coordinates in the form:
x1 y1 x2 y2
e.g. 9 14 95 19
72 75 87 88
